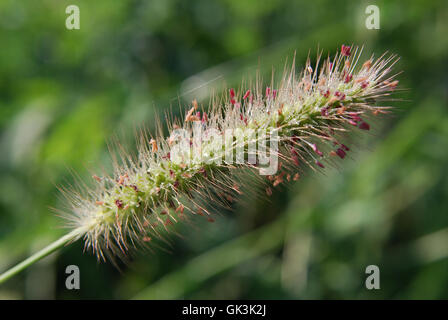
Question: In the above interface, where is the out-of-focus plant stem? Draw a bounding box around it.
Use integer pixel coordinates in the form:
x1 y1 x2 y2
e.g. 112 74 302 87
0 229 82 285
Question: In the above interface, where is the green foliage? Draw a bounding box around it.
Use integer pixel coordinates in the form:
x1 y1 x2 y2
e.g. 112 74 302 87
0 0 447 299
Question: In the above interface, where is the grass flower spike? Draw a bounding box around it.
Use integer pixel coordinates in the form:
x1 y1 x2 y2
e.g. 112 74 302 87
0 45 400 283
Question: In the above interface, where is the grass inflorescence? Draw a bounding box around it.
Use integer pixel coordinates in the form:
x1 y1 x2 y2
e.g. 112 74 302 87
62 45 400 262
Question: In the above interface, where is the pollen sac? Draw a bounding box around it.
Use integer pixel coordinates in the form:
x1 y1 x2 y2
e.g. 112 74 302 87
311 143 323 157
292 154 300 166
265 86 271 97
362 59 372 70
202 112 208 123
67 46 399 261
315 160 325 168
341 45 351 56
150 139 158 152
115 199 124 209
336 148 346 159
334 91 346 100
348 112 362 122
344 74 353 83
358 121 370 130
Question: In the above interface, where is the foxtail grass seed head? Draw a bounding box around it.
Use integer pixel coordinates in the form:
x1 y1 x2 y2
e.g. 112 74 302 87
62 45 400 261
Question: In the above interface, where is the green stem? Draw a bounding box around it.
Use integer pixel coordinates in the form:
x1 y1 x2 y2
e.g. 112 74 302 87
0 229 82 285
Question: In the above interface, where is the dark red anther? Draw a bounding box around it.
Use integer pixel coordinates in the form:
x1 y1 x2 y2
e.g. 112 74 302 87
315 160 325 168
202 112 208 123
323 90 330 98
162 152 171 160
321 107 329 116
230 98 236 105
336 148 346 159
169 169 175 179
290 147 298 156
361 81 369 89
311 143 323 156
341 144 350 151
130 184 139 192
199 167 207 177
115 199 123 209
292 154 300 166
345 74 353 83
341 45 351 57
229 88 235 98
348 112 362 122
358 121 370 130
272 89 277 99
173 180 179 188
243 90 251 100
335 91 346 100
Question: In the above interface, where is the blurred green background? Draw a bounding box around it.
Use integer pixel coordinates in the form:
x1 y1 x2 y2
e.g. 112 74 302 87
0 0 447 299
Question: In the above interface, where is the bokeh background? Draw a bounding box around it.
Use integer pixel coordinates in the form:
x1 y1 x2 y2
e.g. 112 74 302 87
0 0 447 299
